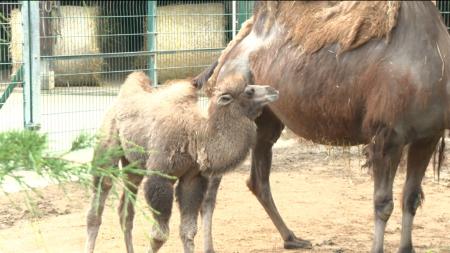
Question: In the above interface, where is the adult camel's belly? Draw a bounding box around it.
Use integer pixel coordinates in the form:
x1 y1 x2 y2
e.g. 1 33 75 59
267 84 367 146
250 43 384 146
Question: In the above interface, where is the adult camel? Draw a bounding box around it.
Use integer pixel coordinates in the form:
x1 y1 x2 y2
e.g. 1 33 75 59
194 1 450 253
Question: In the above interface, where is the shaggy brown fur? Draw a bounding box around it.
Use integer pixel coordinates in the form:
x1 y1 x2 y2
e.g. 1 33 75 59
85 71 278 253
118 71 152 97
205 1 401 101
263 1 401 55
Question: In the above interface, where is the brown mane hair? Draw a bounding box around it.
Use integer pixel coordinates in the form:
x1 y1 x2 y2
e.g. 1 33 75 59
274 1 401 55
204 1 400 96
205 17 254 96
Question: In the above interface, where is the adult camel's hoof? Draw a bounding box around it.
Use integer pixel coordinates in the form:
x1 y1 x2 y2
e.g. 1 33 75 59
283 234 312 249
397 247 415 253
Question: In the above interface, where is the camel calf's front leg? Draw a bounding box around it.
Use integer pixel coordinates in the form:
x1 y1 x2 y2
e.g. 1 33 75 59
201 176 222 253
144 174 175 253
118 168 144 253
176 175 208 253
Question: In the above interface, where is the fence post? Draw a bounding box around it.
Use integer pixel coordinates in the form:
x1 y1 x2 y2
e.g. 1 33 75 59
22 1 31 128
147 1 157 86
22 0 41 130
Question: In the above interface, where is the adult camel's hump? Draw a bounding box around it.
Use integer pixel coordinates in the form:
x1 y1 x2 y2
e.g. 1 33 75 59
253 1 401 54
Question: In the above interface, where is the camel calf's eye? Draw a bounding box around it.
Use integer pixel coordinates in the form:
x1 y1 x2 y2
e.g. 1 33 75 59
217 94 233 105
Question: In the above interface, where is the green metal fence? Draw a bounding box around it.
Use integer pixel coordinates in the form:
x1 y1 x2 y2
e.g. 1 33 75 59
4 1 449 152
437 0 450 31
0 1 25 132
0 1 255 151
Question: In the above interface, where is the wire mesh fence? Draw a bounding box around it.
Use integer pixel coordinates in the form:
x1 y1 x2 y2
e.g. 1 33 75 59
38 1 150 151
33 0 254 151
0 1 23 132
3 1 447 152
437 0 450 31
4 1 450 152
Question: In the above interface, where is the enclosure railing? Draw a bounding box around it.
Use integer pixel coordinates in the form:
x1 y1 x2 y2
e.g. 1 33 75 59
0 1 25 132
3 1 450 152
0 1 255 151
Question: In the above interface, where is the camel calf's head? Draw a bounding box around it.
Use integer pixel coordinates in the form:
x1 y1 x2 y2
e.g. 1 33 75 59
208 72 279 120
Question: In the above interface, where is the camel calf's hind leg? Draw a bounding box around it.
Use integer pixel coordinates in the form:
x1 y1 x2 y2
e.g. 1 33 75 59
144 174 175 253
85 175 113 253
118 159 144 253
85 138 123 253
201 176 222 253
177 175 208 253
399 134 441 253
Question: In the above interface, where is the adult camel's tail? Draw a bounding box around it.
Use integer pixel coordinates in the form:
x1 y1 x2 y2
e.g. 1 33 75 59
432 132 446 181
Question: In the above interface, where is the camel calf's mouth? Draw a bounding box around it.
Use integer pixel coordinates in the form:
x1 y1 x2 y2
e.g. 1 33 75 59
247 85 279 106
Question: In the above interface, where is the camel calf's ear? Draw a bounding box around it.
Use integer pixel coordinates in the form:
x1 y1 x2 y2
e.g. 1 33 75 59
193 61 219 89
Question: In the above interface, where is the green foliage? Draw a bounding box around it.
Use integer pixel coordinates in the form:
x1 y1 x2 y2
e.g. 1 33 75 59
0 130 90 189
0 129 174 192
0 129 174 221
0 129 180 246
70 132 96 152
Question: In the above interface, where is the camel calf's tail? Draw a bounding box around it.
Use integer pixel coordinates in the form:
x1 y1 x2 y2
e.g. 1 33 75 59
118 71 153 98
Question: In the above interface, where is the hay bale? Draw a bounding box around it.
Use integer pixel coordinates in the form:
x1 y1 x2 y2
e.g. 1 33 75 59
10 9 22 75
136 3 227 83
50 6 103 86
9 6 103 86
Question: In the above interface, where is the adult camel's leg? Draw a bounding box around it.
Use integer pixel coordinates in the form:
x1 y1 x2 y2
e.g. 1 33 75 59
246 107 312 249
118 158 144 253
201 176 222 253
398 134 441 253
369 128 404 253
177 175 208 253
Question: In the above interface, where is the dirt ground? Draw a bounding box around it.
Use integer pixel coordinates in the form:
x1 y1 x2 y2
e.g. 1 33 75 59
0 132 449 253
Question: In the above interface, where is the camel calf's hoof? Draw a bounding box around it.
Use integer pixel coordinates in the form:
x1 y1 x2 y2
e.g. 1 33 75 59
283 235 312 249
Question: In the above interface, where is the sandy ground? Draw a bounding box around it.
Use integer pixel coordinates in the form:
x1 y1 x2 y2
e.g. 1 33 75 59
0 133 449 253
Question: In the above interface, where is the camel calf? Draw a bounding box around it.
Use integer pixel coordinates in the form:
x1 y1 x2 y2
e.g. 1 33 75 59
84 71 279 253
